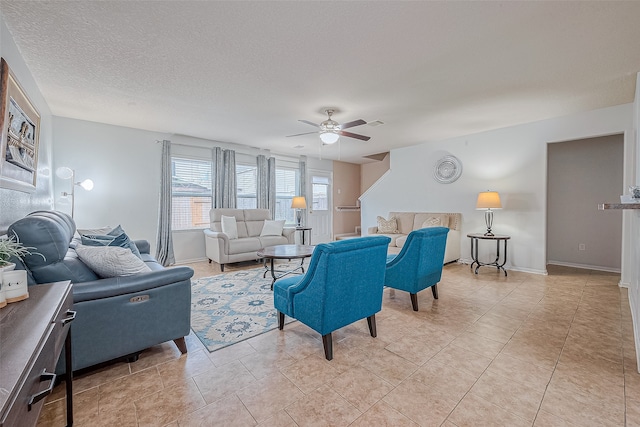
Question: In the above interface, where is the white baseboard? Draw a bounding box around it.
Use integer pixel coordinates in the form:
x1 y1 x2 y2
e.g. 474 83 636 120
629 290 640 374
175 257 209 265
547 260 621 274
459 258 547 275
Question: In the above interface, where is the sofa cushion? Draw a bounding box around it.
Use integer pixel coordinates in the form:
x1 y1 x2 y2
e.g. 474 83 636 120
389 212 416 235
376 216 398 234
261 220 285 236
75 245 152 278
228 236 262 254
375 233 405 247
414 213 449 230
421 216 443 228
221 215 239 239
80 225 142 258
258 235 289 247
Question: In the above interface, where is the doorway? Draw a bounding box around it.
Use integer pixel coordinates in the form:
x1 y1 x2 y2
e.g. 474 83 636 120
546 134 623 272
308 170 333 244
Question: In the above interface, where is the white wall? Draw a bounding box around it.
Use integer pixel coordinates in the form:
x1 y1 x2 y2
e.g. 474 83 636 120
0 11 54 232
52 117 166 251
52 125 334 263
630 72 640 373
361 103 633 274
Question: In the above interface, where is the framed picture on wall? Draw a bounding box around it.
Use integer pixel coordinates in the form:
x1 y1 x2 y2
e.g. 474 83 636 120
0 57 40 193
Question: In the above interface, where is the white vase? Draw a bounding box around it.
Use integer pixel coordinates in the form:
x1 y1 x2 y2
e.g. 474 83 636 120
0 263 16 308
3 269 28 304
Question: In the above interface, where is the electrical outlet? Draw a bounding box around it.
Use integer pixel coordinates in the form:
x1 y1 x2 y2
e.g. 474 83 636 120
579 243 586 251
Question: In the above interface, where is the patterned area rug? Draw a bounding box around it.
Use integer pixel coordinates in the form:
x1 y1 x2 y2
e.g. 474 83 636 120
191 263 298 352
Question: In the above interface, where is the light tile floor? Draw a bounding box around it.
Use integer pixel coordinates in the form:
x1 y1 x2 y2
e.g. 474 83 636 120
37 261 639 426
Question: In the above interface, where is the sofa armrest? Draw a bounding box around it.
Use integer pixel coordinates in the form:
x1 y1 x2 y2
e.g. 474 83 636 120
368 226 379 235
133 239 150 254
282 227 296 243
71 266 194 303
203 229 229 243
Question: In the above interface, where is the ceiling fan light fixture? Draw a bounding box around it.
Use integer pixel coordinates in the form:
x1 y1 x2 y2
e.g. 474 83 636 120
319 131 340 144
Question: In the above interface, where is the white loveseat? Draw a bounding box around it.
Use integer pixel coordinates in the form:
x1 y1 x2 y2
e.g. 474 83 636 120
368 212 461 264
203 208 295 271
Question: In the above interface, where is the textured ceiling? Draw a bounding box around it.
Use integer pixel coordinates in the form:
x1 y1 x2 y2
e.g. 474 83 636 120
1 1 640 163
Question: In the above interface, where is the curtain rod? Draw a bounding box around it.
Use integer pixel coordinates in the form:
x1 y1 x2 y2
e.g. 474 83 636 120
157 139 304 163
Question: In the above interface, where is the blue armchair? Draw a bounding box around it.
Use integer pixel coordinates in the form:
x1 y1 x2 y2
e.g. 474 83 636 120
7 211 194 373
385 227 449 311
273 236 391 360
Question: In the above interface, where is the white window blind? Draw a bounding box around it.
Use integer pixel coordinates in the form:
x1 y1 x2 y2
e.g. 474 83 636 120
171 157 212 230
275 168 298 224
236 164 257 209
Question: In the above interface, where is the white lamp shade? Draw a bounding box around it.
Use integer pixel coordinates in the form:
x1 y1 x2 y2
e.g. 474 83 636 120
55 166 74 180
78 179 94 191
476 191 502 209
291 196 307 209
319 131 340 144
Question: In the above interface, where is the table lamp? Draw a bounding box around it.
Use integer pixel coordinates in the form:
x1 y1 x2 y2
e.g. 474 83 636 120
476 191 501 236
291 196 307 227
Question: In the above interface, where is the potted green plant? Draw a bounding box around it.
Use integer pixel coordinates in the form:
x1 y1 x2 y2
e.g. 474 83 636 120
0 236 35 271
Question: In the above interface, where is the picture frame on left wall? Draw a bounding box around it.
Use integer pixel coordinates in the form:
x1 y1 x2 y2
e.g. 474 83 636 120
0 57 40 193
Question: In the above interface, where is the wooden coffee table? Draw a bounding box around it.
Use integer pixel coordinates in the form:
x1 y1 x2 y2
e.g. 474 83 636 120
257 244 315 289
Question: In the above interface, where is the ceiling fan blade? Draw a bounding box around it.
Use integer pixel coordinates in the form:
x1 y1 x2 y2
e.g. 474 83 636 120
339 130 370 141
299 120 320 128
340 119 366 130
286 131 318 137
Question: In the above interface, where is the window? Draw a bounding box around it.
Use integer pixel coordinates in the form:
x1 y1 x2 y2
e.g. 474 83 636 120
275 168 298 224
236 164 257 209
312 176 329 211
170 155 301 229
171 157 212 230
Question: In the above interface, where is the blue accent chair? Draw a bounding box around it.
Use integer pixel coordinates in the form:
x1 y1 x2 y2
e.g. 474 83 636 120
7 210 194 373
273 235 391 360
385 227 449 311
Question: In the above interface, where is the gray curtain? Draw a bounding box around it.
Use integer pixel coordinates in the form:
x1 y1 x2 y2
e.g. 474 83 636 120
156 140 175 266
299 155 307 226
267 157 276 219
212 147 237 208
212 147 224 208
223 149 237 208
256 154 268 209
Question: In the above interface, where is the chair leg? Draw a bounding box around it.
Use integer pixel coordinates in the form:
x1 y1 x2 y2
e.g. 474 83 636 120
410 293 419 311
322 333 333 360
367 314 377 338
431 284 438 299
278 312 285 330
173 337 188 354
220 263 224 272
208 259 212 264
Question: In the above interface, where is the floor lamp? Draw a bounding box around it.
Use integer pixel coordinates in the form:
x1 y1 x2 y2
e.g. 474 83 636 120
56 166 94 218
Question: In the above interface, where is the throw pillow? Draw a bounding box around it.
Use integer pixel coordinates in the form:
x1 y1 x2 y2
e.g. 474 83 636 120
377 216 398 234
260 220 285 237
422 217 443 228
75 245 151 278
80 225 142 258
77 226 113 236
221 215 238 239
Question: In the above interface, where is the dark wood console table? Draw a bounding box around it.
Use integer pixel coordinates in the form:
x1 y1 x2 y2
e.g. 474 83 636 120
0 281 75 427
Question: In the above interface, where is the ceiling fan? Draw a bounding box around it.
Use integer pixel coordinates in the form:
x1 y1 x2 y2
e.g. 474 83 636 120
287 109 370 144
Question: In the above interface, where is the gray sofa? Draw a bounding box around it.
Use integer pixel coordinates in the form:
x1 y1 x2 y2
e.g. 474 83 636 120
7 210 194 373
203 208 295 271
